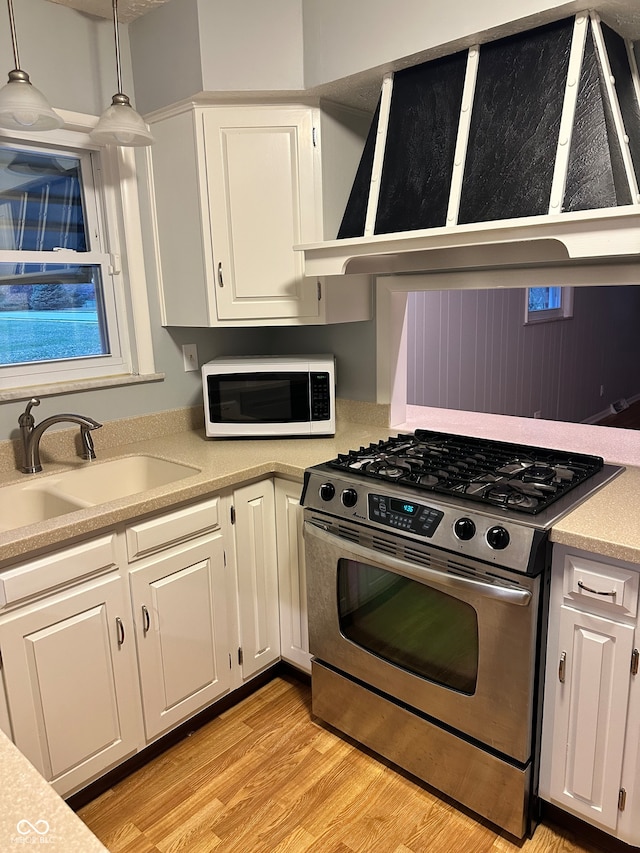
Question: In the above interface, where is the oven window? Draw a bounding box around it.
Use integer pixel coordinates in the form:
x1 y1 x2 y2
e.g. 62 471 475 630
337 559 479 694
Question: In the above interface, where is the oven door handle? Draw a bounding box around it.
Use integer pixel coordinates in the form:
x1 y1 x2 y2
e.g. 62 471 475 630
304 521 533 606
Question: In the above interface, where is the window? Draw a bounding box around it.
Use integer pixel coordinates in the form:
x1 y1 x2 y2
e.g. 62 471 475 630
525 286 573 323
0 115 155 397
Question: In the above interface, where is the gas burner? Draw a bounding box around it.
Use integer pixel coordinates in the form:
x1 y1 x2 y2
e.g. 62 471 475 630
327 430 605 515
484 484 540 510
521 464 556 483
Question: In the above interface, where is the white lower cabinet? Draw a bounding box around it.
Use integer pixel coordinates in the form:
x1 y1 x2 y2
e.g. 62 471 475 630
0 476 309 798
540 545 640 844
275 478 311 673
232 480 280 682
129 533 231 742
0 574 141 797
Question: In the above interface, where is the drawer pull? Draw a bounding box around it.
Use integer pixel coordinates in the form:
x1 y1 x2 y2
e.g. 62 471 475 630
559 651 567 683
577 579 616 597
142 605 151 634
116 617 125 648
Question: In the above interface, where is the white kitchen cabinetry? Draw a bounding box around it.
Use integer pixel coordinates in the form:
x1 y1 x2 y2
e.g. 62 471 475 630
0 560 141 798
128 498 231 742
149 103 371 327
540 545 640 844
232 480 280 680
274 478 310 673
0 658 12 739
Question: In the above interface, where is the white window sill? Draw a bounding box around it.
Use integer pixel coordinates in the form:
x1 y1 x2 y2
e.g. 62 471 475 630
0 373 165 403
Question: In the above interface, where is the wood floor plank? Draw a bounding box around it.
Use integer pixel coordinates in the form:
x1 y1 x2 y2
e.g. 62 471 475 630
77 675 616 853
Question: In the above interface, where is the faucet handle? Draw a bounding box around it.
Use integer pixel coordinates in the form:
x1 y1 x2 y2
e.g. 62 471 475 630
19 397 40 427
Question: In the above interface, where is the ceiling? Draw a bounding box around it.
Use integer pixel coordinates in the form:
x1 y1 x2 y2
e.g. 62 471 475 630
44 0 640 34
45 0 171 23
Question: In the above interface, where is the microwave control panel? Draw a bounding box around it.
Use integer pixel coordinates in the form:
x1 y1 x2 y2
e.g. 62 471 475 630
310 372 331 421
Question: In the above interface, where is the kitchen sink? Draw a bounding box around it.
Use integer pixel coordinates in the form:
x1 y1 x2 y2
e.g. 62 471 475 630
51 455 200 504
0 483 88 532
0 455 200 532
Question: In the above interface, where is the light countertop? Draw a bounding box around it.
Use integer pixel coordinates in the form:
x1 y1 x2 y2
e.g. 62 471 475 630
550 465 640 564
0 418 393 567
0 728 107 851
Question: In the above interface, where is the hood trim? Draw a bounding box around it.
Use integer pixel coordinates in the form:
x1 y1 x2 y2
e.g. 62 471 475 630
299 13 640 288
298 206 640 283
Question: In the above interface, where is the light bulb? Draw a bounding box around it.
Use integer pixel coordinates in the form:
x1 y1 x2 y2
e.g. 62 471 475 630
12 108 38 126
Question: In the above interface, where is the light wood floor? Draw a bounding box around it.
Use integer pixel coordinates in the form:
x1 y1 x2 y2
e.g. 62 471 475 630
77 675 612 853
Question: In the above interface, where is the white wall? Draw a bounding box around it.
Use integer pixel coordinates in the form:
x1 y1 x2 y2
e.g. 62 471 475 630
130 0 305 115
0 0 118 115
129 0 203 115
300 0 591 87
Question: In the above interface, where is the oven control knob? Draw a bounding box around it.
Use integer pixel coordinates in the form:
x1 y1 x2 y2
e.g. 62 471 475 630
341 488 358 508
319 483 335 502
454 517 476 541
486 525 510 550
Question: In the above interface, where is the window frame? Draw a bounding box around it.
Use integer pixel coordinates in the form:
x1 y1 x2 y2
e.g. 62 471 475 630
0 110 156 399
524 286 574 324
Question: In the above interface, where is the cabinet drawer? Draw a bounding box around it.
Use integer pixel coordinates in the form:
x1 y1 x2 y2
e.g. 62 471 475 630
126 497 220 561
0 535 118 610
563 552 639 617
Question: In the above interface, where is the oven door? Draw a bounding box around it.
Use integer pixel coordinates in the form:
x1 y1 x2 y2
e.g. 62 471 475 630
305 517 541 764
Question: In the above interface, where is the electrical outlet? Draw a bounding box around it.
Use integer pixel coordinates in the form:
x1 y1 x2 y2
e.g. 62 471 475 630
182 344 198 372
600 385 605 397
533 410 542 419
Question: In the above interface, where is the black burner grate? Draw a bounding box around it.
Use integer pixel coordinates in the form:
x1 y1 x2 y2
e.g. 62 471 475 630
327 430 604 515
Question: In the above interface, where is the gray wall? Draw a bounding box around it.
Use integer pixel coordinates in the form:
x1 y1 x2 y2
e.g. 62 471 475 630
406 286 640 423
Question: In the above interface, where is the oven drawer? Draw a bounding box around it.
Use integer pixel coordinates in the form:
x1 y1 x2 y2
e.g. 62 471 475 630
561 548 639 618
312 660 531 838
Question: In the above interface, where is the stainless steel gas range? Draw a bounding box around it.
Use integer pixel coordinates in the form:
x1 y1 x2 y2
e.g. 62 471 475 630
300 430 623 838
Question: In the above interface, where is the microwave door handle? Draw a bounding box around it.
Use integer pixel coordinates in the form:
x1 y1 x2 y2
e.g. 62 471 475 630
304 521 532 607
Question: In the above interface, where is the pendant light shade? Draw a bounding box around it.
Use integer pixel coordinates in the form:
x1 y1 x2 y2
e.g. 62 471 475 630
0 1 63 132
90 0 152 147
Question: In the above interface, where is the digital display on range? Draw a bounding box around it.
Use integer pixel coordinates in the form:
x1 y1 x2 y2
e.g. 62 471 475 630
389 498 418 516
368 493 444 537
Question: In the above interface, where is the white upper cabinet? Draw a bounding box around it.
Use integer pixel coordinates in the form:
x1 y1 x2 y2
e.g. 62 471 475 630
148 103 371 327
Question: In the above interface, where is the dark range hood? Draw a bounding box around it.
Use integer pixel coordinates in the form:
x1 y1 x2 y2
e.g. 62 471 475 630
299 13 640 286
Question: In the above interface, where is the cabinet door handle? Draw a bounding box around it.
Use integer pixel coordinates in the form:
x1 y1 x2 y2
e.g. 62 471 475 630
217 262 224 287
116 617 125 648
142 605 150 634
558 651 566 683
577 579 617 597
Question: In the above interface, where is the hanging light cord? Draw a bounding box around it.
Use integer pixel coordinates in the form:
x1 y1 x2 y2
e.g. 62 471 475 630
6 0 22 70
111 0 123 95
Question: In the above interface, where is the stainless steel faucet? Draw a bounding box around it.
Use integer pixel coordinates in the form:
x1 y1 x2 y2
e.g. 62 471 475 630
18 398 103 474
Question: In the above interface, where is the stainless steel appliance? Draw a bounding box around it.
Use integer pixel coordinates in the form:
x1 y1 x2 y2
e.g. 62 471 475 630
301 430 623 838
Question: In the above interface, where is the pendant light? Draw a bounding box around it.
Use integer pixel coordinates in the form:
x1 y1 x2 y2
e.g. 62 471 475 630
90 0 153 147
0 0 63 131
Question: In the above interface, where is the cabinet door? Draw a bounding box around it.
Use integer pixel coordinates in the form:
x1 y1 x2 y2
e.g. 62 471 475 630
203 108 320 321
548 604 634 829
130 533 231 741
275 479 310 673
0 575 140 797
234 480 280 679
0 674 11 740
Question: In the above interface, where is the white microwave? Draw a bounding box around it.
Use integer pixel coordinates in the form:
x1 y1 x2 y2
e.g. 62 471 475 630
201 355 336 438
